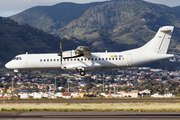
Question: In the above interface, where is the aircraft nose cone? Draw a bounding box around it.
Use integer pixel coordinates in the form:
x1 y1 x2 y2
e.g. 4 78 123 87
5 62 10 69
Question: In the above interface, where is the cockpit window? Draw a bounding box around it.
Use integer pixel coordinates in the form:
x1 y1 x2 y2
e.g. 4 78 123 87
13 57 22 60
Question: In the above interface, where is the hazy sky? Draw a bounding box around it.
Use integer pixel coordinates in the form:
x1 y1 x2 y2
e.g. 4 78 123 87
1 0 180 17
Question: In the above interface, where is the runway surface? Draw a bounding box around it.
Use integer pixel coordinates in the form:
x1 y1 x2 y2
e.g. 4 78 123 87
0 112 180 120
1 98 180 103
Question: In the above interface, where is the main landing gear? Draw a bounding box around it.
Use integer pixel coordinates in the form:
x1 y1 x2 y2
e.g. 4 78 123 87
80 70 85 76
77 67 85 76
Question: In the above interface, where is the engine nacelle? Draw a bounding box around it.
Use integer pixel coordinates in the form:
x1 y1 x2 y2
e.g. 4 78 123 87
63 50 76 58
75 46 91 57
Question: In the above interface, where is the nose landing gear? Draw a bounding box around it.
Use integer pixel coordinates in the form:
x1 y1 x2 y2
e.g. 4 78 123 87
14 70 18 78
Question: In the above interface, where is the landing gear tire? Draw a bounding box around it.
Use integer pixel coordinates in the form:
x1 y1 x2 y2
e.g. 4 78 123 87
80 71 85 76
14 72 18 78
14 72 17 76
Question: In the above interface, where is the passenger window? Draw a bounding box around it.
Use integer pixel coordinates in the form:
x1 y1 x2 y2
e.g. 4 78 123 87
106 58 108 60
40 59 42 62
54 59 56 61
50 59 52 61
102 58 104 60
112 58 114 60
44 59 46 62
47 59 49 62
109 58 111 60
84 59 86 61
74 59 76 61
119 58 121 60
71 59 73 61
64 59 66 61
99 58 101 60
92 58 93 61
81 58 83 61
95 58 97 60
77 59 79 61
67 59 69 61
57 59 59 61
116 58 118 60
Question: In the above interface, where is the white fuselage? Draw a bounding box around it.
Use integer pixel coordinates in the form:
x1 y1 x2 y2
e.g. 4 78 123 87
5 49 174 72
5 26 175 74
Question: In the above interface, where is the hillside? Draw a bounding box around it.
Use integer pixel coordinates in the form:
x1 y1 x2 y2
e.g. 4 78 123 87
0 17 87 63
57 1 180 50
10 0 142 33
10 2 110 33
10 0 180 53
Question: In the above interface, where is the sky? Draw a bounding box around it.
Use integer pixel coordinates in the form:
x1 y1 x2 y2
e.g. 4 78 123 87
0 0 180 17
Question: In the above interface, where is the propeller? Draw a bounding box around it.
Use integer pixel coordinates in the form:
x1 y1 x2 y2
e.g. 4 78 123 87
58 42 63 65
58 44 89 63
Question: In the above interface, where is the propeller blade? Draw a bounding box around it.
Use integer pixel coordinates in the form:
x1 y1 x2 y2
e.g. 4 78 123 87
60 42 62 64
58 42 63 65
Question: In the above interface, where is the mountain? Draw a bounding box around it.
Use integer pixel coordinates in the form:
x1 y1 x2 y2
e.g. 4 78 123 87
10 0 142 33
10 0 180 53
57 1 180 50
0 17 87 63
10 1 110 33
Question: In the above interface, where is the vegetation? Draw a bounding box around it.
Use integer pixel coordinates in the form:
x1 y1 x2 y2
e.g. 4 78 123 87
10 0 180 53
1 103 180 112
0 17 87 63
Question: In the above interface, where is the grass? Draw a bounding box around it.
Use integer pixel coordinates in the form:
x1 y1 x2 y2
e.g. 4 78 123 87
1 96 180 101
0 103 180 112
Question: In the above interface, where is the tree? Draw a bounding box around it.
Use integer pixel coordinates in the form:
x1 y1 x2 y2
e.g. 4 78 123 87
14 89 19 95
45 85 49 92
0 83 3 88
159 88 164 95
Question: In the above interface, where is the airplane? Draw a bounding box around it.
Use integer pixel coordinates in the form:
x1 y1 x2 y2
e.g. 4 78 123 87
5 26 174 76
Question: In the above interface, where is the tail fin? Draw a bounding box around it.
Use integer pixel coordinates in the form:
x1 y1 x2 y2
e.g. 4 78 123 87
140 26 174 54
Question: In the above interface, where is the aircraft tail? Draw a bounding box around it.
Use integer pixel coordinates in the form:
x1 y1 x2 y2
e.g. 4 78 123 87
139 26 174 54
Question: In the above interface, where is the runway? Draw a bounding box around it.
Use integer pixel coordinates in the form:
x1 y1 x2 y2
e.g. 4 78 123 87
0 112 180 120
1 98 180 103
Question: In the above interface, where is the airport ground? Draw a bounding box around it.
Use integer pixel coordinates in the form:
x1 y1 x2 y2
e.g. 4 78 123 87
0 112 180 120
0 98 180 120
0 98 180 112
1 98 180 103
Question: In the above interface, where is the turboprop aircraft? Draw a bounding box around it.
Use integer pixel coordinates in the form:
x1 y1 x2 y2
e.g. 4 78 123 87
5 26 174 76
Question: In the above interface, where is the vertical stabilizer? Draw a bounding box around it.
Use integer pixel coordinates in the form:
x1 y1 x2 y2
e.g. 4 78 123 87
140 26 174 54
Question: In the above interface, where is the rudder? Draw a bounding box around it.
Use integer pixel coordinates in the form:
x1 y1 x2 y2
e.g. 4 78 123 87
140 26 174 54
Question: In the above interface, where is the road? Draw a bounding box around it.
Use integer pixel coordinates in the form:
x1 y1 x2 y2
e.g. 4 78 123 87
0 112 180 120
0 98 180 103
